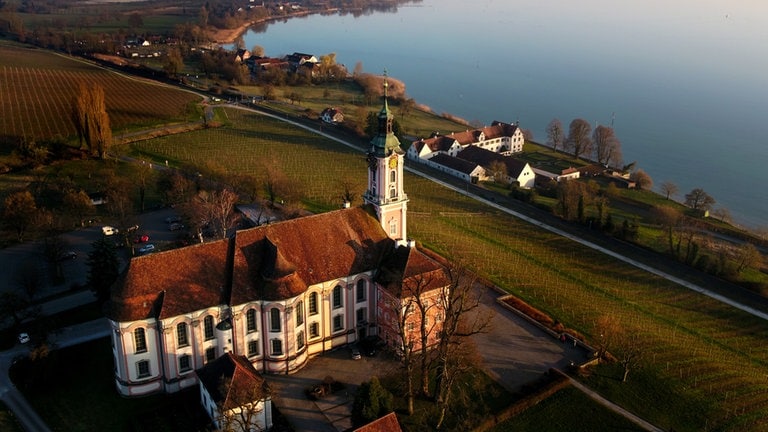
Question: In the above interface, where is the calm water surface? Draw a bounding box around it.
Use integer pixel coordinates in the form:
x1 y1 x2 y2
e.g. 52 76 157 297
240 0 768 228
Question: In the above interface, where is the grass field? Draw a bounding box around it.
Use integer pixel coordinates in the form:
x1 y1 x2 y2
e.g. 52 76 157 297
12 338 209 431
236 80 473 140
488 386 645 431
0 43 200 144
121 107 768 431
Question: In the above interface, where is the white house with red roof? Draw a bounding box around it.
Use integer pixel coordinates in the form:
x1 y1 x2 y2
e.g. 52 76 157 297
407 120 524 162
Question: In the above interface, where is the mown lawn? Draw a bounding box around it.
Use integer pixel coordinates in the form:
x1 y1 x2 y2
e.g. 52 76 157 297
123 107 768 431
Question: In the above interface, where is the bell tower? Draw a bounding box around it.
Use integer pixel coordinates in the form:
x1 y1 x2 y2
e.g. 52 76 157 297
363 72 408 243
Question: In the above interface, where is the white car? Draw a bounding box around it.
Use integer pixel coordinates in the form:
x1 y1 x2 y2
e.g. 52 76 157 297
102 226 118 236
18 333 30 344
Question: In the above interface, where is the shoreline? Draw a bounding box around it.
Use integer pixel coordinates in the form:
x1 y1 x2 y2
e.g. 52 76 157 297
208 9 339 44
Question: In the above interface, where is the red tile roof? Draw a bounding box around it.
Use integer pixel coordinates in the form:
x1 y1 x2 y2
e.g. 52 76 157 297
108 206 441 322
353 412 402 432
412 121 519 154
232 206 393 303
196 353 269 411
377 246 450 298
108 240 231 321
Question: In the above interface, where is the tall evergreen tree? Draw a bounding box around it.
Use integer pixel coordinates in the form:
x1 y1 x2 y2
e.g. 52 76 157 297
87 237 120 304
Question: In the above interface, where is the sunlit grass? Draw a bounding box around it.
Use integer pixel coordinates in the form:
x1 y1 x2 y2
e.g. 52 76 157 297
125 106 768 431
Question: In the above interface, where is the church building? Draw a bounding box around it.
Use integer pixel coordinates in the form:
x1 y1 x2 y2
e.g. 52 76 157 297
106 78 450 397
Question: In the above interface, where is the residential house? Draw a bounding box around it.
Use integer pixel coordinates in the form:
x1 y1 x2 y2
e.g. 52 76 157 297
197 353 272 432
286 52 318 71
457 146 536 189
234 49 251 63
422 153 485 183
107 84 449 397
407 120 524 162
320 107 344 124
532 166 581 183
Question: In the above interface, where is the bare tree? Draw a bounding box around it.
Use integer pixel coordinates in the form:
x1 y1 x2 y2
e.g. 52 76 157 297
710 207 732 223
659 181 678 200
618 332 643 383
431 265 492 428
486 160 507 183
650 205 683 256
592 125 622 168
379 291 418 415
14 259 44 301
337 176 361 206
545 118 564 152
206 188 239 239
735 243 762 273
399 98 416 119
565 118 592 160
684 188 716 212
3 190 39 242
631 169 653 190
215 376 270 432
250 44 264 57
62 190 94 227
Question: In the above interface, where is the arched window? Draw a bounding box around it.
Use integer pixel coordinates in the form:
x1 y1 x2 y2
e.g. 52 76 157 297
296 301 304 326
356 279 367 303
332 285 343 309
246 309 257 333
390 170 396 183
297 330 305 350
270 308 281 332
389 184 397 199
176 323 188 347
203 315 214 340
134 328 147 353
309 292 318 315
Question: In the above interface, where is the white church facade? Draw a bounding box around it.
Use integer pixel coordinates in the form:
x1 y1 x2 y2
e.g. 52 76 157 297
106 80 449 397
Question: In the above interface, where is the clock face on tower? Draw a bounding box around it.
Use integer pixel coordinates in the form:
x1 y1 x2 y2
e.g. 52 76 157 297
389 156 398 169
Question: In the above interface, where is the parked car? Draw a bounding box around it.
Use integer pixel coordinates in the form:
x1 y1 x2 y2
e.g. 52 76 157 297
138 244 156 254
165 216 182 224
102 226 118 236
18 333 30 344
169 222 184 231
57 251 77 261
351 347 362 360
133 234 150 243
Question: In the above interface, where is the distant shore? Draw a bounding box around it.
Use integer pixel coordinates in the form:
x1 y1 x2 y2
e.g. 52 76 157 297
208 9 338 44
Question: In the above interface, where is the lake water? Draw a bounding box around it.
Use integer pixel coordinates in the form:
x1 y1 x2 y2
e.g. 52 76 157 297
238 0 768 229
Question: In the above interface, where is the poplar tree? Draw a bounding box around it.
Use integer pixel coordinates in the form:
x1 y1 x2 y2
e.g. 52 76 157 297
71 82 112 159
